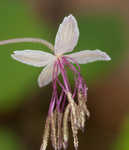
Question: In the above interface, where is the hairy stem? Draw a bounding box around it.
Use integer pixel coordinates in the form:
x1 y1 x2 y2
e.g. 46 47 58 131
0 38 54 50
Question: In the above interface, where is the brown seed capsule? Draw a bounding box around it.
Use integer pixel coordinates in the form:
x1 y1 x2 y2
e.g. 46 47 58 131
40 116 50 150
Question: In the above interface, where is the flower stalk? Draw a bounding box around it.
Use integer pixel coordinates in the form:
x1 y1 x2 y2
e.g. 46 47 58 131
0 38 54 50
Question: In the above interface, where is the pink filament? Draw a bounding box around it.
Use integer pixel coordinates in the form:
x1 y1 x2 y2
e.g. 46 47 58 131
48 56 87 115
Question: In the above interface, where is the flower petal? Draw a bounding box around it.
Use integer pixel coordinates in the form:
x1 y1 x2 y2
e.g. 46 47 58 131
38 61 60 87
11 50 55 67
54 14 79 55
66 49 111 64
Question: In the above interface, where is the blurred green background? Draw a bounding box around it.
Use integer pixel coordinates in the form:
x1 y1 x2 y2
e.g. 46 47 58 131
0 0 129 150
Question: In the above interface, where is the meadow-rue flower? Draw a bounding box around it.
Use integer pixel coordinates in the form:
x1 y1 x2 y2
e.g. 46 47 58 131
0 14 111 150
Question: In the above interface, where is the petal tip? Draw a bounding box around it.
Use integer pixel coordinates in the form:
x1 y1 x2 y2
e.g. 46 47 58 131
11 53 16 59
68 14 75 19
96 49 111 61
103 52 111 61
106 55 111 61
38 78 44 88
54 14 79 55
67 14 77 24
63 14 77 25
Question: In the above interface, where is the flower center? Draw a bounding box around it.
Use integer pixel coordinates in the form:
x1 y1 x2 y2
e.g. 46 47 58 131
56 53 63 59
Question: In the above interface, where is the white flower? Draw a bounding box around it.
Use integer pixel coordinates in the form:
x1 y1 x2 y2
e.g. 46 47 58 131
11 14 111 87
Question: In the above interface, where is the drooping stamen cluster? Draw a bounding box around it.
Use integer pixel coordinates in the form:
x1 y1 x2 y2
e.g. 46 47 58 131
41 56 90 150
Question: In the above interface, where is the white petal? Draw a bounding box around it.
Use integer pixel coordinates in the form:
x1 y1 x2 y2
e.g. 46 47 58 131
11 50 55 67
66 49 111 64
54 14 79 55
38 61 60 87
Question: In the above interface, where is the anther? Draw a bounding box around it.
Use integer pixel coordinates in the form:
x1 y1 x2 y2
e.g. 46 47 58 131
67 92 77 125
63 104 70 150
50 112 57 150
71 113 79 150
40 116 50 150
57 112 63 150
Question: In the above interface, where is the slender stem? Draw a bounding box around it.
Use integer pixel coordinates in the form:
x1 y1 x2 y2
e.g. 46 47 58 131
0 38 54 51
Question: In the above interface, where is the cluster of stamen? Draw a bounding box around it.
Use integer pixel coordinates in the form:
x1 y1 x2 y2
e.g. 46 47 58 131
40 56 90 150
